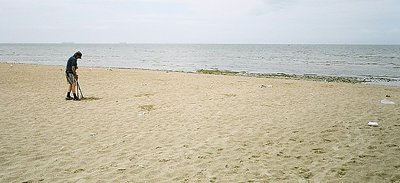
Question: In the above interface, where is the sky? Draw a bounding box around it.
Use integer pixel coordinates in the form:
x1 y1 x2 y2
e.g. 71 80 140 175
1 0 399 44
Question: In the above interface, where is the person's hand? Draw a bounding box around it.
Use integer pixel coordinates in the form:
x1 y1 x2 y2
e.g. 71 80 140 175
74 75 78 80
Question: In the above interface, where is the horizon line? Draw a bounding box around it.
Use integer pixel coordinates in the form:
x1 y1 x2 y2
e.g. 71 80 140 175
1 42 399 45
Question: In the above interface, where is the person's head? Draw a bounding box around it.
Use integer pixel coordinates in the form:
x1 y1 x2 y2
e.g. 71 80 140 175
74 51 82 59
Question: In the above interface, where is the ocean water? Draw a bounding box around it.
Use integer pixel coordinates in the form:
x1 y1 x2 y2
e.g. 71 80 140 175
1 44 399 85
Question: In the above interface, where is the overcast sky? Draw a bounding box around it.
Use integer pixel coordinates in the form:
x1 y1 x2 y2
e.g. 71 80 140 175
1 0 399 44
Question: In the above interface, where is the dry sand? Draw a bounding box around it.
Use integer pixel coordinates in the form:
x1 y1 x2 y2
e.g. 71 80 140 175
0 63 399 183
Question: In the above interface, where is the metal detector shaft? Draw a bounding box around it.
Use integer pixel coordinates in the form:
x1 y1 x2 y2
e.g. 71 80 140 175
77 81 84 99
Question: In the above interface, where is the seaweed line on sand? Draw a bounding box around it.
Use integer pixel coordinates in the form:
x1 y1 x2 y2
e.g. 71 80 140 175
196 69 392 84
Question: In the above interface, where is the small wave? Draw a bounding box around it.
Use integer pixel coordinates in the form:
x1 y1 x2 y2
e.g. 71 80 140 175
383 56 400 59
359 55 378 58
389 62 400 67
359 55 400 59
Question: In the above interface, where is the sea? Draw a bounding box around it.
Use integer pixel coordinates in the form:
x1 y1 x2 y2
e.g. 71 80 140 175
1 44 399 86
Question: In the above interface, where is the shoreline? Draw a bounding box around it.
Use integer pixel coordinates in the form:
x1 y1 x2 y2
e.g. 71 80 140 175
2 62 399 86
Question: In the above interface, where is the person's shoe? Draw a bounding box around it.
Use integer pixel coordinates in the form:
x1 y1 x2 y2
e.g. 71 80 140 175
73 96 80 101
66 96 73 100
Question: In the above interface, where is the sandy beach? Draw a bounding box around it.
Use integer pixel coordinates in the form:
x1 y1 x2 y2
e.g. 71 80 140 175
0 63 399 182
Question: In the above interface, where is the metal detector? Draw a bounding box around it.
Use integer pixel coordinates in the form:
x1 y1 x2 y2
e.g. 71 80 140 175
76 80 84 99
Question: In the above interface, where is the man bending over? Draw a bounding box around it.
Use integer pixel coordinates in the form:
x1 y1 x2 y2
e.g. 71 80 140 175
65 51 82 100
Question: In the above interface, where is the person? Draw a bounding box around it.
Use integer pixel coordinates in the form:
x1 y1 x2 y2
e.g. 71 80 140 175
65 51 82 100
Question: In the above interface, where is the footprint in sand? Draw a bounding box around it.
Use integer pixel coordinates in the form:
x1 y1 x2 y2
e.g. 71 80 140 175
386 143 398 148
134 93 155 98
330 168 347 177
138 104 155 112
294 167 313 179
73 168 85 173
312 148 326 154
